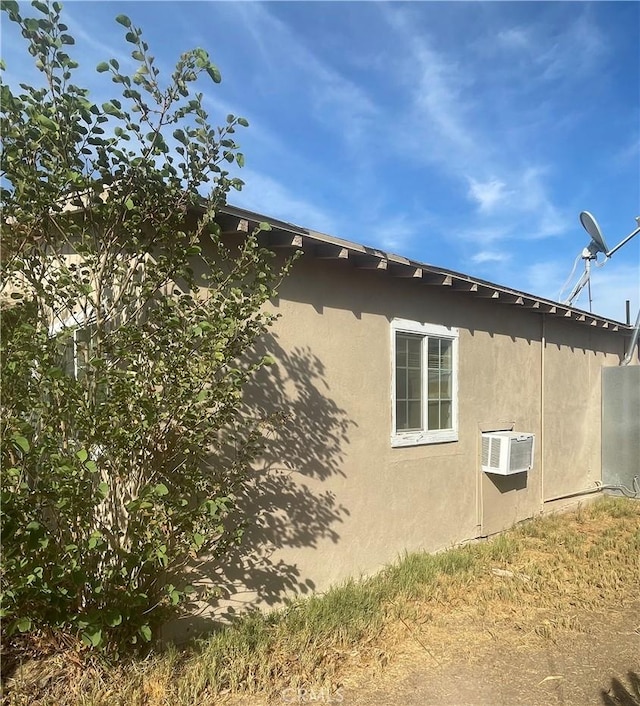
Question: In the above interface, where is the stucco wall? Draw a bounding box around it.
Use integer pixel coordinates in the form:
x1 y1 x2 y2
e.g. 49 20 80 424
541 319 623 500
220 251 626 610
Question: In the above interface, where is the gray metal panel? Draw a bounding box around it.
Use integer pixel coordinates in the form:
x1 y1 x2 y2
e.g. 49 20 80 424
602 365 640 488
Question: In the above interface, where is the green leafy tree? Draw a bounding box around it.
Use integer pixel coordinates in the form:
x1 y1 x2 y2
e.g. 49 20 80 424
1 0 289 650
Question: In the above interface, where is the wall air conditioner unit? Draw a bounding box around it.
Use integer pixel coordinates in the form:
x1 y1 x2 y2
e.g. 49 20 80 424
481 432 535 475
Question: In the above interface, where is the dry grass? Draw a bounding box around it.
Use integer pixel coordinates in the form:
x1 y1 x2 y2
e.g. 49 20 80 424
3 496 639 705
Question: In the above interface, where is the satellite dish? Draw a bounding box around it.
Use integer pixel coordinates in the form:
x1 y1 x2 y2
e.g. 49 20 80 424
579 211 609 255
562 212 640 312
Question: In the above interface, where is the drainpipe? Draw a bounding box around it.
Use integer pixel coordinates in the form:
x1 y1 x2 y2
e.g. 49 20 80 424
622 308 640 366
540 314 545 512
476 423 484 537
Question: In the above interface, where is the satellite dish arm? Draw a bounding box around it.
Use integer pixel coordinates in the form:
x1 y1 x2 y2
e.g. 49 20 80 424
565 258 592 307
606 218 640 258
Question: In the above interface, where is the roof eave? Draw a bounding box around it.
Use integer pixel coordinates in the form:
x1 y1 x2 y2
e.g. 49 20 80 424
215 203 632 333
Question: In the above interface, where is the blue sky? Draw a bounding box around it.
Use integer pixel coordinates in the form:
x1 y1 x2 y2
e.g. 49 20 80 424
3 1 639 321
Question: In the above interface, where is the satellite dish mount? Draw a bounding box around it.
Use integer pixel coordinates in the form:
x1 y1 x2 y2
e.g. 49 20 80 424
564 212 640 311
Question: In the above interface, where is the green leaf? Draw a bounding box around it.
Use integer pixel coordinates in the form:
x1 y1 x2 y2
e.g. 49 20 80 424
237 117 249 127
96 62 109 73
206 65 221 83
106 613 122 627
35 114 57 130
2 1 19 18
12 434 29 454
15 617 32 633
81 628 102 647
172 128 187 145
76 448 88 463
139 624 152 642
153 483 169 496
97 482 109 498
125 197 134 210
102 101 120 116
115 14 131 28
31 0 49 14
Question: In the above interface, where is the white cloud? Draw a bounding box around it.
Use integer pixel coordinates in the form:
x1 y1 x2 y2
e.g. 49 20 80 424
367 214 420 254
497 27 531 50
456 166 569 246
380 5 574 252
381 5 476 165
480 11 607 85
455 225 510 247
535 13 607 83
220 3 378 150
411 46 475 157
467 178 511 213
514 167 568 239
471 250 512 265
612 135 640 170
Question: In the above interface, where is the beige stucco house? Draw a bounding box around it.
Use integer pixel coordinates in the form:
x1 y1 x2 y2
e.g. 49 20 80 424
185 203 638 629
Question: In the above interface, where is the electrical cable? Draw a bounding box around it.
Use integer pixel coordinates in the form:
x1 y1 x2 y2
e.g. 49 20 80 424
545 476 640 503
594 479 640 499
558 253 582 302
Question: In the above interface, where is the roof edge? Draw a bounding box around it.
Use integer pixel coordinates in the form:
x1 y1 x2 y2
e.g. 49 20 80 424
215 203 633 333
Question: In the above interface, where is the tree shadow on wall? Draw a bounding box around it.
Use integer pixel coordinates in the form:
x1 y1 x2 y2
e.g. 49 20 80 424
169 333 355 640
602 672 640 706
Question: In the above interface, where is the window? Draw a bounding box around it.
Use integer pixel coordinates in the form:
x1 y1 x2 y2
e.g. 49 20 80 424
62 324 96 380
50 311 98 382
391 318 458 446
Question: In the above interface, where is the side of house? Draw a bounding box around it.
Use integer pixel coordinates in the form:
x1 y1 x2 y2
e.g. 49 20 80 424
201 206 636 623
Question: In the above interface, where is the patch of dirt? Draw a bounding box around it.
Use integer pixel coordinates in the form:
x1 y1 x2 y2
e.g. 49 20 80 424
341 602 640 706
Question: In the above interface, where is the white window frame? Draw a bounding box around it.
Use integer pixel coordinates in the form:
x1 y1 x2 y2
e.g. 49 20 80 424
391 318 459 447
66 325 96 380
50 309 97 381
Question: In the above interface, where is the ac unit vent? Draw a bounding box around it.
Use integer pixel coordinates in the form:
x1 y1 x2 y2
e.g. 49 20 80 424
481 432 535 475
